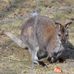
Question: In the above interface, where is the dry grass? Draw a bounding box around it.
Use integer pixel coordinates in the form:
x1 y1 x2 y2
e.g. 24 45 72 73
0 0 74 74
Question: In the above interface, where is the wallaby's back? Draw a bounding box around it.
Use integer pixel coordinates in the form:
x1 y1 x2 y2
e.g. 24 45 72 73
21 16 57 50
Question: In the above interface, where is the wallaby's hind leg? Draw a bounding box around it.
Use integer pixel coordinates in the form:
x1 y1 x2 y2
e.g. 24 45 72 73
28 42 47 67
21 31 40 65
26 42 39 64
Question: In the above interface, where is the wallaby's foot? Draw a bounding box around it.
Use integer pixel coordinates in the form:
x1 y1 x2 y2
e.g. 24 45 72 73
47 56 65 63
33 60 47 67
33 60 39 64
58 58 65 63
38 61 48 67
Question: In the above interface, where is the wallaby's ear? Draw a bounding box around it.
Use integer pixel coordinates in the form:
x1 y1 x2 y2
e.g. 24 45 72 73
55 21 61 26
54 21 62 29
65 21 72 28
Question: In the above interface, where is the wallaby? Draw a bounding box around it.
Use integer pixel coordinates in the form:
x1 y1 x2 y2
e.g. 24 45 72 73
20 14 72 66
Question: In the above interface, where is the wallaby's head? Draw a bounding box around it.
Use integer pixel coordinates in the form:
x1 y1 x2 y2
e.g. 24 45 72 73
55 20 72 44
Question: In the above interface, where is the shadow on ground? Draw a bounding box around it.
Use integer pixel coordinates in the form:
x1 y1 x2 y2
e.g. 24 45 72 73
61 41 74 62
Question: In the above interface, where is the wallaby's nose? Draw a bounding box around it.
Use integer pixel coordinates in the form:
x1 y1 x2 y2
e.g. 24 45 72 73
37 49 48 60
62 39 66 44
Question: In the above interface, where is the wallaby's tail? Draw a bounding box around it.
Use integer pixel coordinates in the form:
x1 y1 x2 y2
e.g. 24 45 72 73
0 30 27 48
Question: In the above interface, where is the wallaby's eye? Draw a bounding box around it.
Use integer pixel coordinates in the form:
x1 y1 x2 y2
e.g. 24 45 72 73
65 34 68 36
58 34 61 36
